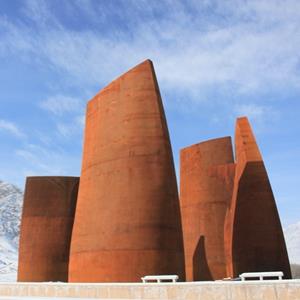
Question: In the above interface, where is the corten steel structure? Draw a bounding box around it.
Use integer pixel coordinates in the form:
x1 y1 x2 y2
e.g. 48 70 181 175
224 117 291 279
18 176 79 282
180 137 235 281
69 60 185 282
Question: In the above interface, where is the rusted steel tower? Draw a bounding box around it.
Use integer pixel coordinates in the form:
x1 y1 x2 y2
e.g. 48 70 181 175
18 176 79 282
224 117 291 279
180 137 235 281
69 60 185 282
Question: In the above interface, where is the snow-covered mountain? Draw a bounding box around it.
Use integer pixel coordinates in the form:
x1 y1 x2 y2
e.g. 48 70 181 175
0 179 299 281
284 221 300 265
0 180 23 281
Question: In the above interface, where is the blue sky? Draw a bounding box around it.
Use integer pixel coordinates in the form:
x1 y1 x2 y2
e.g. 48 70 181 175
0 0 299 226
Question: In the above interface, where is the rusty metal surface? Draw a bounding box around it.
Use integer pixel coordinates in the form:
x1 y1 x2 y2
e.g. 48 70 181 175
69 60 185 282
180 137 235 281
17 176 79 282
224 117 291 279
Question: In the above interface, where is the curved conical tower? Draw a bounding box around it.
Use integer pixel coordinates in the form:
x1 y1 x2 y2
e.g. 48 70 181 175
69 60 185 282
224 117 291 278
18 176 79 282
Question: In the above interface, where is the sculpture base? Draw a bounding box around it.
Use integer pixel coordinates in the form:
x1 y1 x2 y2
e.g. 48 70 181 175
0 280 299 300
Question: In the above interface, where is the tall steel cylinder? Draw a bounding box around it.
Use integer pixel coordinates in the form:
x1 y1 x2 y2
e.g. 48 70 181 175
18 176 79 282
180 137 235 281
69 60 185 282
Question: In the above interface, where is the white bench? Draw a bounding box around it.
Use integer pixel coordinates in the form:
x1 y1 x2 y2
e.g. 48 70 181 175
239 271 283 281
141 275 178 283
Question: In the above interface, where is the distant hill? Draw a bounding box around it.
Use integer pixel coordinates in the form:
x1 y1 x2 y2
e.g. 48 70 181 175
0 179 299 281
0 180 22 281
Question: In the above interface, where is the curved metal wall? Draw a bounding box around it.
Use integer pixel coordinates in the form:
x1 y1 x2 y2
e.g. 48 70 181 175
69 60 185 282
180 137 235 281
18 176 79 282
224 117 291 279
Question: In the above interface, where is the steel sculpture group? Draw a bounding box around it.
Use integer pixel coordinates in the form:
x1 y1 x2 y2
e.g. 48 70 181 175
17 60 291 282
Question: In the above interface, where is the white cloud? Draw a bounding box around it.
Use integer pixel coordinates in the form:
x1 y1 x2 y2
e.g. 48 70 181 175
22 0 54 25
234 104 266 119
56 117 83 138
0 120 26 139
15 143 79 176
75 115 85 127
234 103 278 122
39 95 83 115
1 0 300 103
39 94 85 139
56 123 72 138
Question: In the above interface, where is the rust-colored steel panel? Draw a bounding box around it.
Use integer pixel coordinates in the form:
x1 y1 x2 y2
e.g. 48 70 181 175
69 60 185 282
180 137 235 281
224 117 291 278
18 176 79 282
